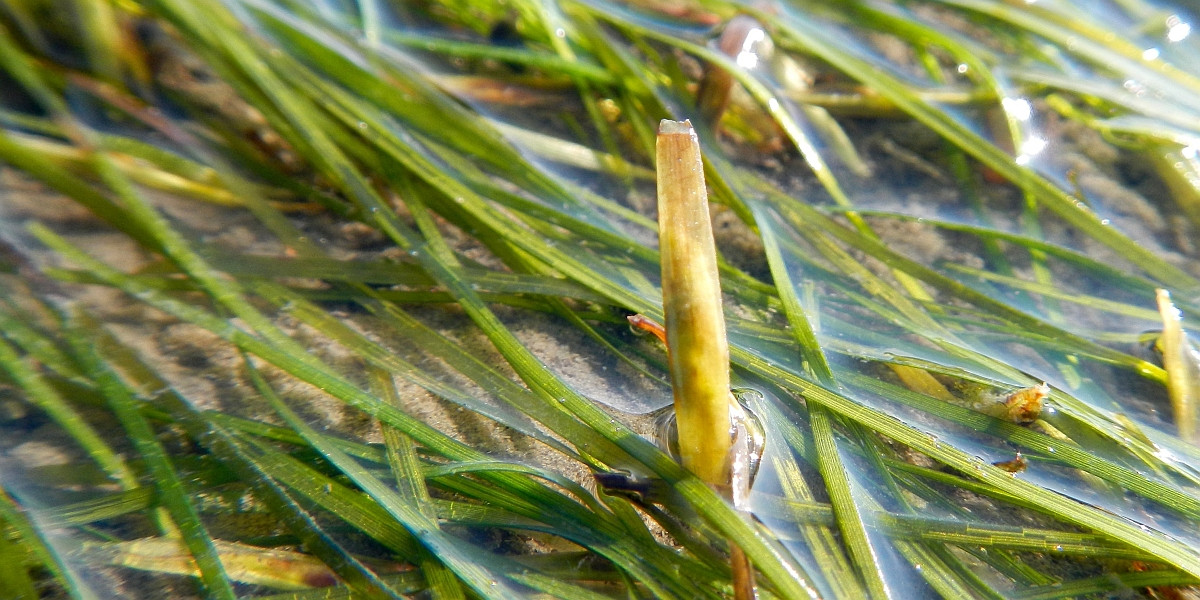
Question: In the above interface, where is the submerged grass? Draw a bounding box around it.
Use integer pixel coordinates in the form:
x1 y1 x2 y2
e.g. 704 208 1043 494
1 0 1200 598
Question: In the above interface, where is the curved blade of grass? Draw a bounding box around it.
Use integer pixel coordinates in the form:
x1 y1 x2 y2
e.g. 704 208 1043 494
753 201 894 596
248 353 525 599
761 6 1200 295
939 0 1200 109
943 263 1163 322
250 282 584 459
753 492 1151 559
0 307 85 392
185 423 415 599
766 191 1165 381
1010 570 1199 600
752 203 834 384
66 309 421 598
0 334 137 490
807 408 892 598
188 27 819 588
239 398 715 598
238 0 607 222
62 315 237 600
32 225 728 598
233 434 424 560
39 488 156 529
0 485 102 600
0 521 39 600
373 368 467 600
841 210 1187 313
846 374 1200 520
739 351 1200 577
407 251 818 599
13 1 1200 596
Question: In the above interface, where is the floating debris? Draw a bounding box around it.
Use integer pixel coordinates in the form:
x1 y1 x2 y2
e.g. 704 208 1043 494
992 453 1028 475
998 383 1049 426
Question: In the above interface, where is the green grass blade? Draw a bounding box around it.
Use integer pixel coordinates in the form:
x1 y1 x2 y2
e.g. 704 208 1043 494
0 485 102 600
62 316 237 600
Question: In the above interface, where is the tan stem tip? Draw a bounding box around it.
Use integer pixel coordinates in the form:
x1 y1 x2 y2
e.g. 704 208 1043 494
658 118 696 135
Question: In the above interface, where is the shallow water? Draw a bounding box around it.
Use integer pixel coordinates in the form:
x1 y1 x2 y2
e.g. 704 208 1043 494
3 0 1200 597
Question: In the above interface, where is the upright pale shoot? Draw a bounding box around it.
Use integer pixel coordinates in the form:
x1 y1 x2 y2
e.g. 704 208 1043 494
656 119 733 487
